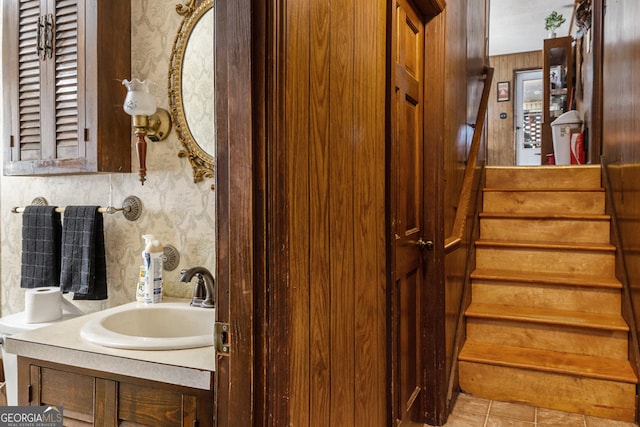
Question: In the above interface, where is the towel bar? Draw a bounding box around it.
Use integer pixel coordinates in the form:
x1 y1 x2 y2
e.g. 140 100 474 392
11 195 143 221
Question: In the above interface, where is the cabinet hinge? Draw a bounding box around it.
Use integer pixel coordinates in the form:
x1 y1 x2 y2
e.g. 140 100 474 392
214 322 230 356
193 419 199 427
10 135 14 148
27 384 32 402
84 128 89 141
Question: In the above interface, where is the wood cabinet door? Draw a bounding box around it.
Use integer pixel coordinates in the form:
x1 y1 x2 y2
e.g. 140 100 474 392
117 382 200 427
4 0 82 164
29 365 96 424
2 0 131 175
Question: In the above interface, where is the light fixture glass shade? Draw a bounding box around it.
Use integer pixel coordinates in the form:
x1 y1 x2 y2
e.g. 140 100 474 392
122 79 156 116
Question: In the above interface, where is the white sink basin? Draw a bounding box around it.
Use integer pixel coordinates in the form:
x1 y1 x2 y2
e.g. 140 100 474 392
80 303 215 350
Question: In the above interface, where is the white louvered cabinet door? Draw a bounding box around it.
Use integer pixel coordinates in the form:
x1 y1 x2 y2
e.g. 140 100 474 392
3 0 132 176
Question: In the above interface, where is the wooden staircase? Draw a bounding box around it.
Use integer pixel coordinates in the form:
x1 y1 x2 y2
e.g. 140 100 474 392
458 165 638 422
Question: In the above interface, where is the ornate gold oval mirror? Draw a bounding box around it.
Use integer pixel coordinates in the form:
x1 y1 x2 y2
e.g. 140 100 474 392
169 0 215 188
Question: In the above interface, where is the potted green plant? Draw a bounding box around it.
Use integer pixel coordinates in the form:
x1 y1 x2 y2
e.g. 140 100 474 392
545 11 566 38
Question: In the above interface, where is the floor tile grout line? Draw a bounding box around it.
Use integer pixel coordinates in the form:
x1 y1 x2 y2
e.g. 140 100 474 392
483 400 492 427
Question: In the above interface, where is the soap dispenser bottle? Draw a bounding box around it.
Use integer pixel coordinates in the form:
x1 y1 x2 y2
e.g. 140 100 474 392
142 234 164 304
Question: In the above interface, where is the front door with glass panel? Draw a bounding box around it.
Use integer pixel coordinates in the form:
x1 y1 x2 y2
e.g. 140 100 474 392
515 70 543 165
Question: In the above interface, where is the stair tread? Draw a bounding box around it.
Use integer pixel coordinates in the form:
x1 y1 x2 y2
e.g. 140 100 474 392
476 239 615 251
459 341 638 384
466 303 629 331
479 212 610 220
483 187 605 193
471 268 622 289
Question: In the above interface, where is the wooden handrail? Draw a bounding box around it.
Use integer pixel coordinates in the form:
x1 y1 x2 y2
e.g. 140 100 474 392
446 66 495 405
444 66 494 253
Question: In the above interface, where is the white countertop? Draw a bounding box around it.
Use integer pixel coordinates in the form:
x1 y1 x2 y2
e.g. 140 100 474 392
4 298 215 390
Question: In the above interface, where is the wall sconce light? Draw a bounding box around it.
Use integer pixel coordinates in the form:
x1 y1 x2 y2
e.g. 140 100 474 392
122 79 172 185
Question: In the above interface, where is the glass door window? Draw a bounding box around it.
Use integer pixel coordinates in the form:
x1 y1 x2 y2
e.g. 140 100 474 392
515 70 543 165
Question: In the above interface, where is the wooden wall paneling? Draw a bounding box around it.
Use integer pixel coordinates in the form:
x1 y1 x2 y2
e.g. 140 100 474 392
328 0 356 424
353 1 387 425
309 0 331 424
286 0 311 425
266 0 388 425
442 2 469 238
487 51 542 166
602 0 640 395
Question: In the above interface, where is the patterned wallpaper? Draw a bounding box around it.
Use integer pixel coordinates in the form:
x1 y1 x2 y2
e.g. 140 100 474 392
0 0 216 316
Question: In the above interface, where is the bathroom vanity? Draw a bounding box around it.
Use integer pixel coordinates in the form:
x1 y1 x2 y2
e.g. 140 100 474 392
17 359 213 425
5 300 215 426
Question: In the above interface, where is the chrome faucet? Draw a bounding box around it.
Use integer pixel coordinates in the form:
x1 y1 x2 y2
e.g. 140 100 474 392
179 267 215 308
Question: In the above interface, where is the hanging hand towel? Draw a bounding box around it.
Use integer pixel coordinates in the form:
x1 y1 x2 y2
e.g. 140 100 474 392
20 206 62 289
60 206 108 300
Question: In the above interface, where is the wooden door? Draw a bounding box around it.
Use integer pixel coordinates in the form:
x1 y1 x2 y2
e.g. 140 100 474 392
214 0 258 425
391 0 427 425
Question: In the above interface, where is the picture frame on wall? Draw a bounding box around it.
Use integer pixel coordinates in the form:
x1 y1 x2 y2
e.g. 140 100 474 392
497 81 510 102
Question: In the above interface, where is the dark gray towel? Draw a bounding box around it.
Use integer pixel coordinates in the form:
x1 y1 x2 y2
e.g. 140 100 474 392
20 206 62 288
60 206 108 300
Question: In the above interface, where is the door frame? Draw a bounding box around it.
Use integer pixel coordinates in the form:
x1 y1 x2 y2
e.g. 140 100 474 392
421 8 447 426
514 69 543 165
389 0 427 424
388 1 447 425
214 0 266 425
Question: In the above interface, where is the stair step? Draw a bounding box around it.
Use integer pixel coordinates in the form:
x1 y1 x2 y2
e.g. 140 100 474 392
482 188 605 214
475 240 616 276
466 303 629 359
480 212 610 220
476 240 616 251
459 358 636 422
479 213 611 243
470 268 621 289
465 303 629 332
471 268 621 314
485 165 602 190
459 342 638 420
459 341 637 384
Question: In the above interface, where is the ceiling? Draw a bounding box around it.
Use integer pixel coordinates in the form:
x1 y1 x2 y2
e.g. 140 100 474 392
489 0 576 56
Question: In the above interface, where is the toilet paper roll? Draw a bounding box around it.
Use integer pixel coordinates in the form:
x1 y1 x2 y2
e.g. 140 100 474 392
24 287 63 323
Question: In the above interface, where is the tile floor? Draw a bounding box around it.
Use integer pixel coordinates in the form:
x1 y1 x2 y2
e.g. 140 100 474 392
428 394 639 427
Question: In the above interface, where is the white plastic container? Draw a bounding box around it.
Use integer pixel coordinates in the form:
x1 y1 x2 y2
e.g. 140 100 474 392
551 110 582 165
142 235 163 304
